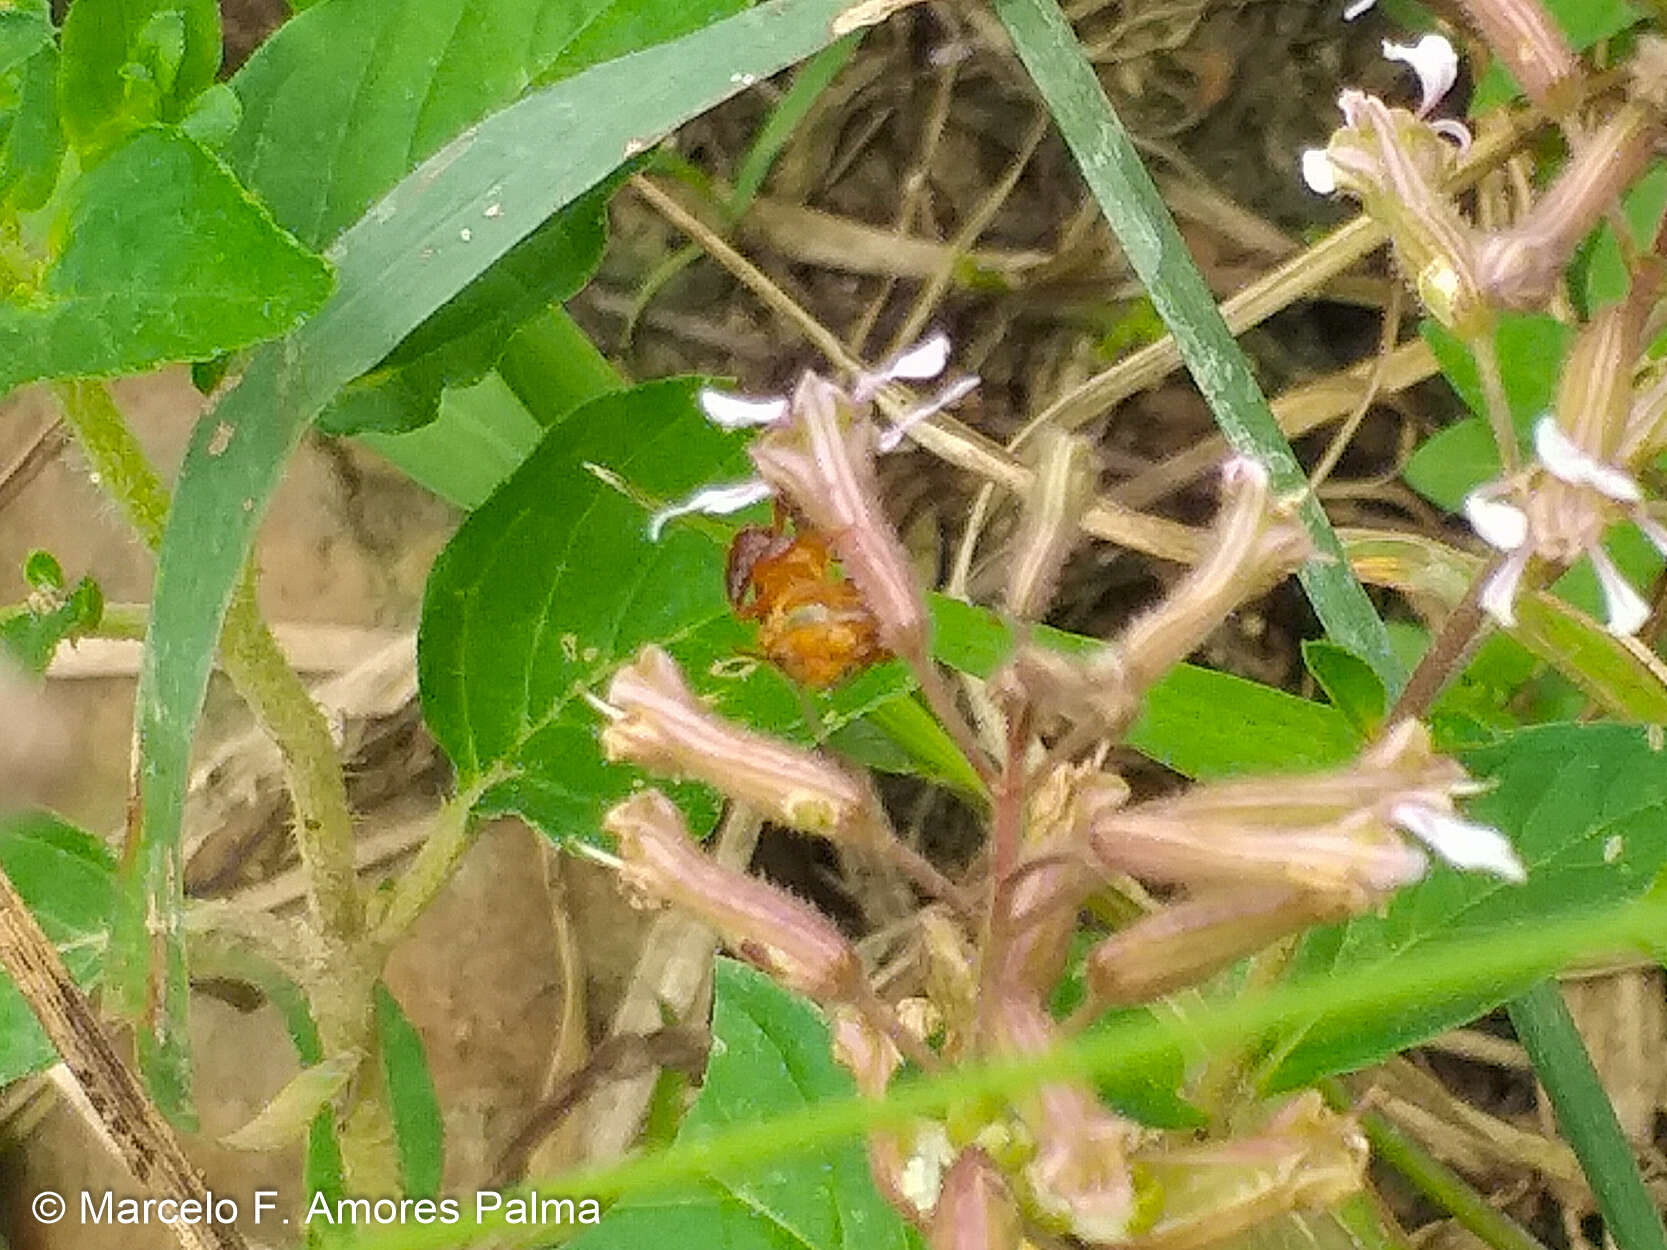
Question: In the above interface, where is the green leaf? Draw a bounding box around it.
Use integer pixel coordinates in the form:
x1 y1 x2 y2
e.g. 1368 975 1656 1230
1 554 101 676
1128 664 1358 778
124 0 976 1104
317 178 616 437
0 811 116 1085
1345 530 1667 724
991 0 1403 694
0 1 50 81
0 44 66 212
567 960 915 1250
226 0 748 250
375 984 444 1199
1266 724 1667 1089
1470 0 1641 112
417 378 758 840
1406 314 1576 509
59 0 220 153
0 126 333 396
1302 641 1387 736
188 934 343 1241
178 81 241 150
356 372 544 510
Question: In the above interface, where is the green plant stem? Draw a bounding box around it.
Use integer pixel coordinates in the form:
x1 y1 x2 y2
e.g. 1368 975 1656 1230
1321 1079 1550 1250
989 0 1405 695
52 381 381 1161
367 788 482 952
1507 981 1667 1250
55 382 364 952
219 581 363 945
1384 554 1498 726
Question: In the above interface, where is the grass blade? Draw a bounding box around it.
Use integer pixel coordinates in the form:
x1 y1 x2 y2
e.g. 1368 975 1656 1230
989 0 1405 693
1507 982 1667 1250
339 897 1667 1250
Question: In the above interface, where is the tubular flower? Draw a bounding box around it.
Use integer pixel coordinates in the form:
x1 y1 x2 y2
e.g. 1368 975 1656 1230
929 1149 1023 1250
604 790 863 1003
1453 0 1578 116
645 333 977 659
1462 287 1667 636
1130 1094 1367 1247
1301 38 1487 331
989 995 1149 1241
1312 91 1482 330
600 644 878 843
999 457 1309 740
1083 720 1524 908
748 370 933 660
831 1008 958 1227
1476 103 1662 310
1004 429 1100 621
1084 888 1353 1007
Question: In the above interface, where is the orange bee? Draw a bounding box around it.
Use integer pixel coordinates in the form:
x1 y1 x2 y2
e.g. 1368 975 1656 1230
725 509 889 689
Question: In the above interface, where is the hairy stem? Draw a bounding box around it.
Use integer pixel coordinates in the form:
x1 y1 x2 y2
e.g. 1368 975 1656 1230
53 381 387 1177
1384 555 1498 726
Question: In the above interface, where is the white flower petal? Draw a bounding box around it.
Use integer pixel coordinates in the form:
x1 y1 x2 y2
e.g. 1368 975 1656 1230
1382 34 1459 116
698 388 789 430
1428 117 1474 152
1532 416 1642 500
879 331 951 383
1390 802 1526 882
876 374 980 452
1588 462 1644 503
1480 544 1531 628
1635 512 1667 560
1463 490 1528 551
1343 0 1375 17
1300 148 1337 195
1588 543 1651 637
646 478 774 540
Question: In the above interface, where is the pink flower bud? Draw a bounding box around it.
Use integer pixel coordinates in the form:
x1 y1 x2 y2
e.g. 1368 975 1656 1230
997 459 1309 740
601 645 877 843
1005 431 1101 620
1085 889 1352 1006
748 373 930 659
603 790 864 1003
1116 457 1311 692
830 1007 901 1098
1476 104 1659 311
1454 0 1579 116
929 1149 1022 1250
